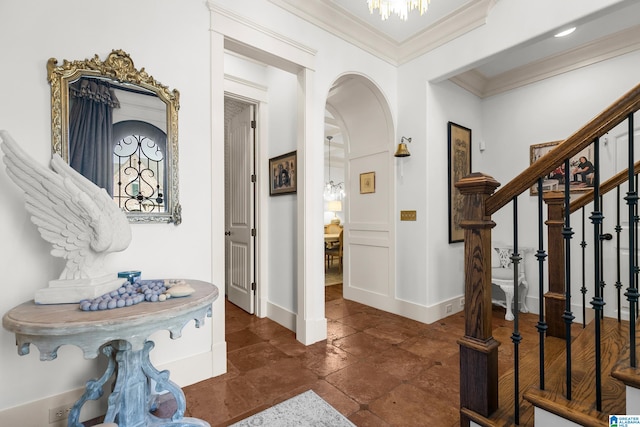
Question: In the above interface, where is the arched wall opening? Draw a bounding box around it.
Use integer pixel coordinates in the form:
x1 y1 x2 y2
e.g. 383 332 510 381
324 73 398 313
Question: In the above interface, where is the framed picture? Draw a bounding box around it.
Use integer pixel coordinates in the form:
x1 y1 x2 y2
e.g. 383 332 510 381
269 151 297 195
448 122 472 243
529 141 594 195
360 171 375 194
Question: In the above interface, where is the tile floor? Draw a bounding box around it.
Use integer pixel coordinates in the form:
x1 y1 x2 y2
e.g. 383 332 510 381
182 284 542 426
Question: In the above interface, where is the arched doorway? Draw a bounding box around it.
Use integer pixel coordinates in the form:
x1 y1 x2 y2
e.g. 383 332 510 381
324 74 397 313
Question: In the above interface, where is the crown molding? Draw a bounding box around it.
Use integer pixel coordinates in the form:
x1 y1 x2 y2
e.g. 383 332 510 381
449 69 486 98
453 24 640 98
398 0 496 64
268 0 494 66
268 0 399 65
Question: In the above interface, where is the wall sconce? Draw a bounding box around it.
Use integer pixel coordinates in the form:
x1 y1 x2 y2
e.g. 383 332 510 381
394 136 411 157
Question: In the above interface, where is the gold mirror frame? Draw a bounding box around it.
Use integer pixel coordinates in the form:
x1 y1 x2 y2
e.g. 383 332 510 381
47 49 181 224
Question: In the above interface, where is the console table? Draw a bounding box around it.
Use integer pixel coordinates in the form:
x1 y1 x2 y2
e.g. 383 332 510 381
2 280 218 427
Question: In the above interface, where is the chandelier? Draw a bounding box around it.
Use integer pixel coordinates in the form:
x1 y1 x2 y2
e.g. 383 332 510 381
367 0 430 21
324 136 345 201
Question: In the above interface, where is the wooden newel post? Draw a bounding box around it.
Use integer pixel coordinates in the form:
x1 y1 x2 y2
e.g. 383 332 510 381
456 172 501 422
544 191 567 338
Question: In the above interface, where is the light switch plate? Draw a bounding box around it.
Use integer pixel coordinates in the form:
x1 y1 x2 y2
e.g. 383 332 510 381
400 210 416 221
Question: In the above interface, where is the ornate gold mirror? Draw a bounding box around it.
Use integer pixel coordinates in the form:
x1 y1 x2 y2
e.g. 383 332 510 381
48 49 181 224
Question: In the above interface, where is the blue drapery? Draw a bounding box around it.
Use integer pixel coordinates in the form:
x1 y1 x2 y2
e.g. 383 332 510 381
68 78 120 195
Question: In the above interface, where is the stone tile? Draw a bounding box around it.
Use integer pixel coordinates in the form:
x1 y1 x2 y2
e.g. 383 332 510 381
301 341 360 377
240 357 319 401
333 331 394 357
225 329 263 352
338 312 387 331
327 319 358 342
225 374 271 409
348 409 392 426
325 283 344 301
179 296 483 427
363 322 419 344
184 377 256 425
369 383 459 426
399 334 458 362
325 298 368 320
227 342 289 372
363 346 432 382
326 362 402 404
309 380 360 418
248 318 292 340
411 359 460 401
268 332 309 357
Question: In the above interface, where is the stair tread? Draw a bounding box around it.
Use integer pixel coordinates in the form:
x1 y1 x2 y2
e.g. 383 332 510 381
523 317 628 426
465 317 629 427
612 316 640 388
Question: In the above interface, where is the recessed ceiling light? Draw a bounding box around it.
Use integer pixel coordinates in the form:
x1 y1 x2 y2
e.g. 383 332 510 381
555 27 576 38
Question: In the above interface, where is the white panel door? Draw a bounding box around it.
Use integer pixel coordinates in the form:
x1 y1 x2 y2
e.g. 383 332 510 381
227 104 255 313
345 146 395 311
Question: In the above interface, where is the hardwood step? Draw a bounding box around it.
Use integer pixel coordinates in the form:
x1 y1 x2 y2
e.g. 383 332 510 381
612 317 640 389
462 335 566 427
464 317 630 427
523 317 628 427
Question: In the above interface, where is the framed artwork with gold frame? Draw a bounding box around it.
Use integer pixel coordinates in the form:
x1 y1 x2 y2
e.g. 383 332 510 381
529 141 593 195
448 122 471 243
360 172 375 194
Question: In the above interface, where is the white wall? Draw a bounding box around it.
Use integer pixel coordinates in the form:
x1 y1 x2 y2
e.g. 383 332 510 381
210 0 398 331
0 0 217 419
479 49 640 321
266 66 298 312
394 0 634 321
1 0 637 420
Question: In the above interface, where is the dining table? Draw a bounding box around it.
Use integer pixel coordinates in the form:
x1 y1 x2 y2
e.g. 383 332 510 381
324 233 340 244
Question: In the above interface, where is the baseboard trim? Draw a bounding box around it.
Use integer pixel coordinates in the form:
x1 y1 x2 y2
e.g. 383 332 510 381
0 388 105 427
211 340 227 377
156 350 215 387
267 300 296 331
344 286 436 324
0 351 222 426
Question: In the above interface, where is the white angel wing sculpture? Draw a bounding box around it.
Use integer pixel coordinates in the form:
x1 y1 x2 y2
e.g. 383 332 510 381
1 130 132 303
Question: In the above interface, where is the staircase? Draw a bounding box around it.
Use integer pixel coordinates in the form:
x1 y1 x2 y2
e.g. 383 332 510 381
463 317 630 426
458 82 640 426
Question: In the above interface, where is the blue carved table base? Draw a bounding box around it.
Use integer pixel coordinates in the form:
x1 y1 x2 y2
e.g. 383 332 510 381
68 340 210 427
2 281 218 427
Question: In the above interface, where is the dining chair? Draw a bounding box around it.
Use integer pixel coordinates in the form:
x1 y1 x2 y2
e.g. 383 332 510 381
325 229 343 272
325 223 342 249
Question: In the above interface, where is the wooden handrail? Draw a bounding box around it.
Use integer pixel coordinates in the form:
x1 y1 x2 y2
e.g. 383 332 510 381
486 82 640 216
570 160 640 213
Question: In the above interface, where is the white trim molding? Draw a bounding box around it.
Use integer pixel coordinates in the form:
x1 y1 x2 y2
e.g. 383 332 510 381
268 0 495 66
451 24 640 98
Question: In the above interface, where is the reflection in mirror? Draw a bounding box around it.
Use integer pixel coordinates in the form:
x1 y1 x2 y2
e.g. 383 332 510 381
48 50 181 224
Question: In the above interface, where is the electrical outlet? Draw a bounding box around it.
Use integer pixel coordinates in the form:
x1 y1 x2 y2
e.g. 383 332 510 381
445 304 453 314
49 403 74 424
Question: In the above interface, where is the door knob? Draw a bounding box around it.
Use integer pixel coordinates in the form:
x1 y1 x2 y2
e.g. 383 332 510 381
225 231 231 236
601 233 613 241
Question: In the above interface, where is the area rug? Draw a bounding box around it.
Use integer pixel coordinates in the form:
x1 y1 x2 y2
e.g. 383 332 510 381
325 264 343 286
230 390 355 427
